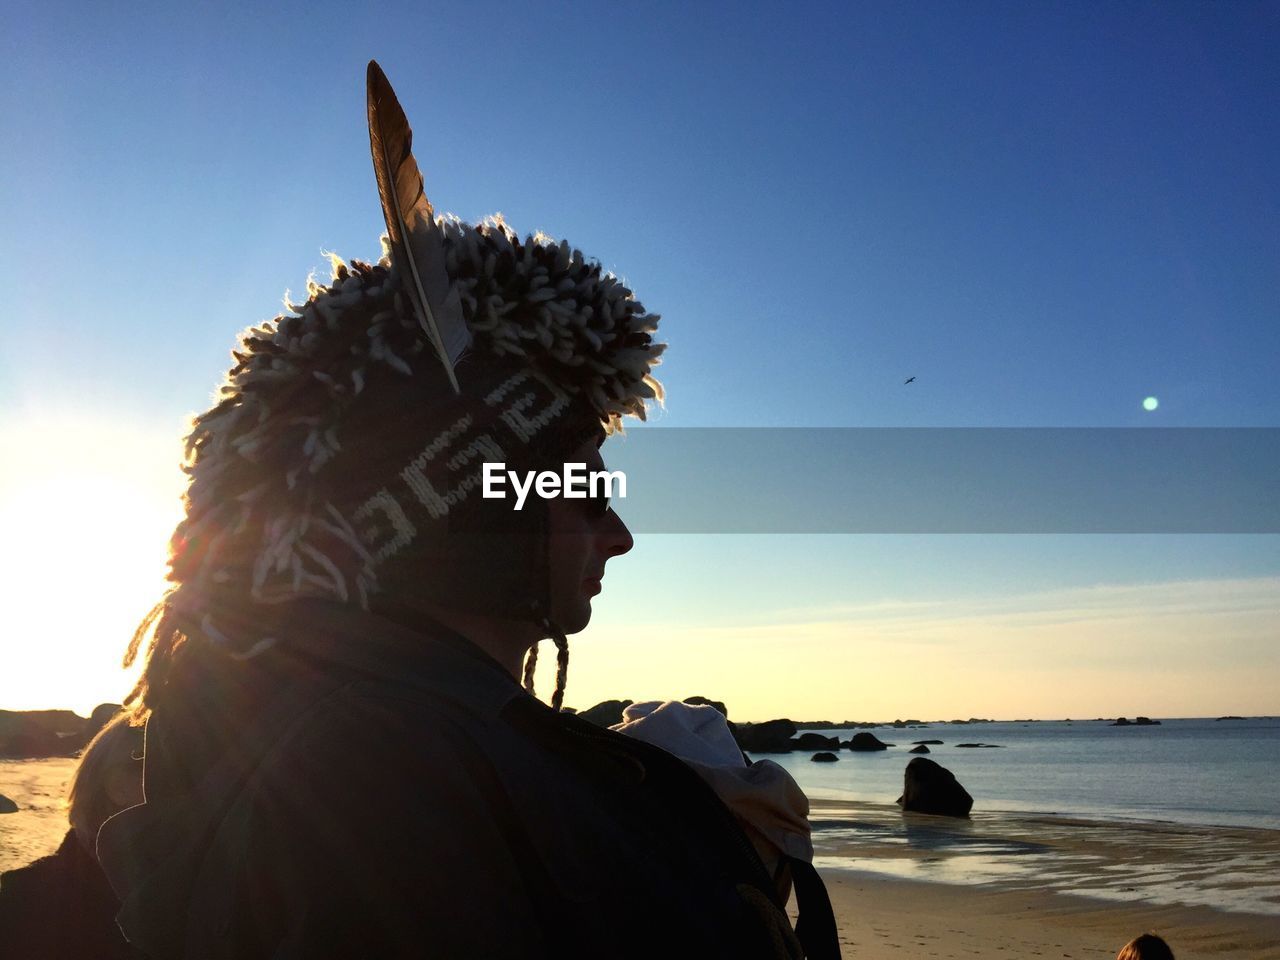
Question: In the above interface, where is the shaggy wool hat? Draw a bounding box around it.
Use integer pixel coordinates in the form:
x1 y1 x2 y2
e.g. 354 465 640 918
159 63 663 673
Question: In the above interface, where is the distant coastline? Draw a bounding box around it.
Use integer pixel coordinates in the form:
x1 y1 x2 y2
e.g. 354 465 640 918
2 704 1275 761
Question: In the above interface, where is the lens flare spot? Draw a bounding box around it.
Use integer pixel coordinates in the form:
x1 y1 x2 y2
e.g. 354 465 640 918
1143 396 1159 412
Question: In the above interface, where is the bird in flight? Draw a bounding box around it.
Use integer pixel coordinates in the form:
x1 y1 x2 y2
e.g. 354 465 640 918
903 376 916 385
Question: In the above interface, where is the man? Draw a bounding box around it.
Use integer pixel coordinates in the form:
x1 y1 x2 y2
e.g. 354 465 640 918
97 63 833 959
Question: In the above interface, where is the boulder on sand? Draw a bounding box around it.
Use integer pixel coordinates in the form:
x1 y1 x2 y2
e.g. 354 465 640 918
843 732 889 752
909 744 930 754
897 757 973 817
811 752 839 763
0 794 17 814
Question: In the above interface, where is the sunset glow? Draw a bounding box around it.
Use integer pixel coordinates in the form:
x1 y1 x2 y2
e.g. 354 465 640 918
0 417 184 713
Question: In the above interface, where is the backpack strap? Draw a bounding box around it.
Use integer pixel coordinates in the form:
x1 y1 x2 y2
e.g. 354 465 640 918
790 857 840 960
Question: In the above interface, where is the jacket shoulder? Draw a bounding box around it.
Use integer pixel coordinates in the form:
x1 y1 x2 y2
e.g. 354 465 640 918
194 679 548 957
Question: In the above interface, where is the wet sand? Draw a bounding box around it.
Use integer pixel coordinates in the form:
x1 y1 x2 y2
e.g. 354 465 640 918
806 799 1280 958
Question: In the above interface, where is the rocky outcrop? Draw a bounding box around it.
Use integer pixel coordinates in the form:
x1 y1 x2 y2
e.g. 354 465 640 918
579 700 633 727
0 710 88 758
0 794 18 814
734 719 798 753
84 704 123 741
912 740 944 745
909 744 930 754
811 752 839 763
793 732 840 750
1111 716 1161 726
955 743 1003 748
897 757 973 817
843 732 889 752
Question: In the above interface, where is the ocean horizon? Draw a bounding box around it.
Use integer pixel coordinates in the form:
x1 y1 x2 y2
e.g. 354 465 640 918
762 716 1280 832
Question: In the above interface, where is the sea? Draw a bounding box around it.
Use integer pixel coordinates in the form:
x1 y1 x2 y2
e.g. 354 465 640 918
764 717 1280 830
765 717 1280 918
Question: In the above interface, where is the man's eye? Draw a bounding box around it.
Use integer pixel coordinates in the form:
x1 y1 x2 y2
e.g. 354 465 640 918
567 480 608 518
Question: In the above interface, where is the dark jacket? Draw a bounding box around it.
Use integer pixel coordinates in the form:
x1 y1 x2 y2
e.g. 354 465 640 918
98 603 809 959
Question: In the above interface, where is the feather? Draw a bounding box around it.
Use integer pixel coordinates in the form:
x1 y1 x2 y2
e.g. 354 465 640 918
366 61 469 393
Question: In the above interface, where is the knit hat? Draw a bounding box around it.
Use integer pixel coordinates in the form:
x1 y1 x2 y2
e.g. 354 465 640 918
129 62 663 710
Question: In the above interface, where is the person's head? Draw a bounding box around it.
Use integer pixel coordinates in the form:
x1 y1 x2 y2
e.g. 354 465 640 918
1117 933 1175 960
123 65 662 718
67 714 144 851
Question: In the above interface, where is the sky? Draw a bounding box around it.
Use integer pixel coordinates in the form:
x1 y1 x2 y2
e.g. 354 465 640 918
1 1 1277 720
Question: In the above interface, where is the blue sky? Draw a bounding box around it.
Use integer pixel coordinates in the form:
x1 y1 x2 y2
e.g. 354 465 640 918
1 2 1276 717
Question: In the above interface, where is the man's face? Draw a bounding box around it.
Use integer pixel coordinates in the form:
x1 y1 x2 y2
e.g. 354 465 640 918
546 439 634 634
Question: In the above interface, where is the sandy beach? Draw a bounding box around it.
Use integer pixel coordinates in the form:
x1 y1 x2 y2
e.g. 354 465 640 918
805 799 1280 959
0 758 77 875
5 761 1279 956
814 872 1279 960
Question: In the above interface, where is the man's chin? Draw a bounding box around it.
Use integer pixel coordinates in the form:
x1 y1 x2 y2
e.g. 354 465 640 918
555 602 593 636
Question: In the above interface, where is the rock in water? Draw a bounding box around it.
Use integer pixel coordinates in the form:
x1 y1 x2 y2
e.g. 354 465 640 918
0 794 17 814
843 732 889 751
897 757 973 817
733 719 798 753
909 744 930 754
811 752 839 763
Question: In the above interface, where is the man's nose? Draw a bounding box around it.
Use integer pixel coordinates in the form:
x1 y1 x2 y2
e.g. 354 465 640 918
602 508 634 557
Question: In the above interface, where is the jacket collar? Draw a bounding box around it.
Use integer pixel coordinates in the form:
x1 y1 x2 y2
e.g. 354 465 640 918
272 598 527 717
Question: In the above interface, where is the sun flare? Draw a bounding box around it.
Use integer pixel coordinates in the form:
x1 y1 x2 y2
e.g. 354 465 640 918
0 416 184 714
